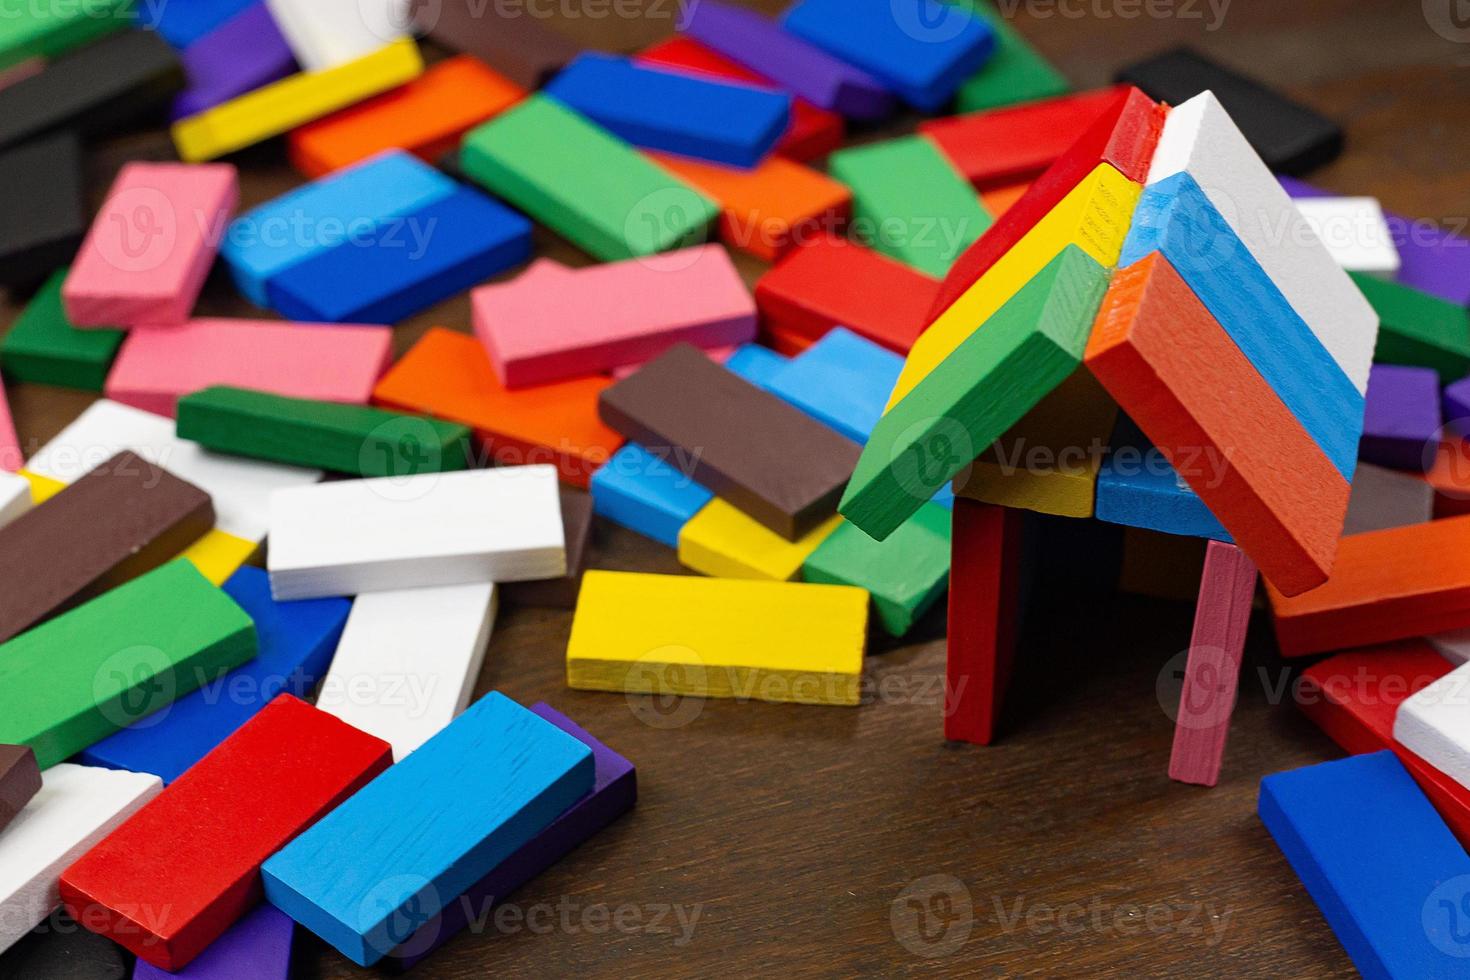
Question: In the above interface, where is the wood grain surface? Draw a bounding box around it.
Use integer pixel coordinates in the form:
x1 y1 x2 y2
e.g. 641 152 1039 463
4 1 1466 975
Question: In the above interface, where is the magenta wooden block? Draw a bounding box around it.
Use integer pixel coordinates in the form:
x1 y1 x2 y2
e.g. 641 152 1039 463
171 4 297 121
680 0 895 120
104 318 392 417
1360 363 1441 472
133 904 293 980
63 162 239 327
0 379 19 472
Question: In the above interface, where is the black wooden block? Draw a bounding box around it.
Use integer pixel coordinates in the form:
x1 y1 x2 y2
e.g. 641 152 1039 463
0 132 85 288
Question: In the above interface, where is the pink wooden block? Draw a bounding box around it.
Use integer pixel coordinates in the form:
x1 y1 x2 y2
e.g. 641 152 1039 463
63 162 239 327
1168 540 1259 787
0 378 20 472
472 243 757 388
104 318 393 417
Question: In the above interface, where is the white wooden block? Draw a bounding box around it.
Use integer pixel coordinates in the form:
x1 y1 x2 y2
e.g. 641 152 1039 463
267 466 565 599
265 0 409 71
1429 629 1470 667
0 471 31 530
1292 197 1401 278
1394 661 1470 790
315 583 497 761
1146 92 1378 394
25 400 320 542
0 763 161 954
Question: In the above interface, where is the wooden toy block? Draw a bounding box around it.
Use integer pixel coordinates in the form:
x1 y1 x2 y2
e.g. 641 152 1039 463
1094 414 1230 541
264 0 406 71
591 443 715 547
1 271 123 392
1266 514 1470 655
411 0 578 89
1353 272 1470 383
0 473 29 531
0 30 183 152
78 566 349 784
600 344 862 541
1397 659 1470 794
1443 377 1470 438
804 502 949 637
268 465 565 599
1423 436 1470 520
0 380 16 472
461 94 718 261
503 490 594 609
390 701 636 968
921 86 1125 189
1259 751 1470 978
0 560 256 768
1146 92 1376 394
289 55 523 178
637 37 844 161
679 0 894 119
1087 253 1350 597
843 246 1110 542
105 318 392 418
1431 630 1470 666
1360 365 1441 472
679 499 841 581
755 236 940 354
60 695 391 970
171 38 424 163
177 386 472 478
171 3 296 121
261 692 593 966
132 903 294 980
0 451 214 643
63 162 239 328
474 245 754 387
954 1 1069 112
0 764 160 954
546 53 791 169
0 132 84 288
567 571 868 706
761 321 818 356
782 0 995 112
763 327 899 443
1292 196 1400 278
944 500 1023 744
317 582 495 761
372 328 623 488
1343 463 1435 536
0 911 131 978
1119 47 1341 174
1167 541 1257 787
0 57 44 92
148 0 254 45
0 745 40 834
649 152 851 263
980 180 1032 217
0 0 130 71
828 135 992 277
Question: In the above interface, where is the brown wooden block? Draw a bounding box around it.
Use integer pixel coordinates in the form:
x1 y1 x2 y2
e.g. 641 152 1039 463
410 0 579 89
0 744 40 832
502 489 594 609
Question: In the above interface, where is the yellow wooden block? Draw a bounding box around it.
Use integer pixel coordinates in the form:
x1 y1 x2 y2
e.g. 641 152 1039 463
566 571 869 706
21 469 65 505
179 529 258 585
678 499 842 581
886 162 1141 410
172 38 424 162
954 369 1117 518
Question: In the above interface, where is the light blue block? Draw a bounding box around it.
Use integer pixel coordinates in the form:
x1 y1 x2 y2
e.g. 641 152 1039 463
261 692 593 967
765 327 900 443
1095 416 1231 541
723 343 789 389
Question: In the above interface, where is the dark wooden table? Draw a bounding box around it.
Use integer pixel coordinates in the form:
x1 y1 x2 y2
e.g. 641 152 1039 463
4 1 1465 976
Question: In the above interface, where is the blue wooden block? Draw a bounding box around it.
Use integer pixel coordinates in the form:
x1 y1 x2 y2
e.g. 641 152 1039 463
146 0 260 48
1120 173 1362 480
545 53 791 168
781 0 996 112
1096 416 1231 541
222 150 457 306
266 187 532 324
1258 751 1470 979
765 327 900 443
591 442 715 547
723 343 790 389
261 692 594 967
77 566 349 783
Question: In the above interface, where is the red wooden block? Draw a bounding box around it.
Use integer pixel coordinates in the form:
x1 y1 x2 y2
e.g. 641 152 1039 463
59 695 392 971
1167 541 1258 787
753 235 939 354
944 499 1024 745
927 86 1164 323
759 320 817 357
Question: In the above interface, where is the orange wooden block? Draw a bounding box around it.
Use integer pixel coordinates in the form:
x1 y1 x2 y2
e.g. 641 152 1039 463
371 327 623 488
1084 252 1350 597
759 320 817 356
980 180 1030 217
289 56 524 178
1267 515 1470 656
650 153 850 262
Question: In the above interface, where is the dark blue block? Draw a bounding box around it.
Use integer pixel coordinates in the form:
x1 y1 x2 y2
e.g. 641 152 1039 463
144 0 260 48
1096 415 1231 541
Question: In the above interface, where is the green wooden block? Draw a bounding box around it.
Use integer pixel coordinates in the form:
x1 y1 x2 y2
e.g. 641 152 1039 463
0 0 134 71
803 503 951 637
177 386 475 477
954 1 1070 113
1 269 124 392
460 94 719 261
840 245 1110 540
1352 271 1470 383
829 135 993 278
0 560 257 768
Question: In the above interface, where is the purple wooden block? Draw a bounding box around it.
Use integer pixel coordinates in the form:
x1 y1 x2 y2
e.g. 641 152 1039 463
1443 374 1470 432
388 703 636 969
132 904 293 980
1281 176 1470 307
1360 364 1442 471
681 0 895 120
170 3 296 121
